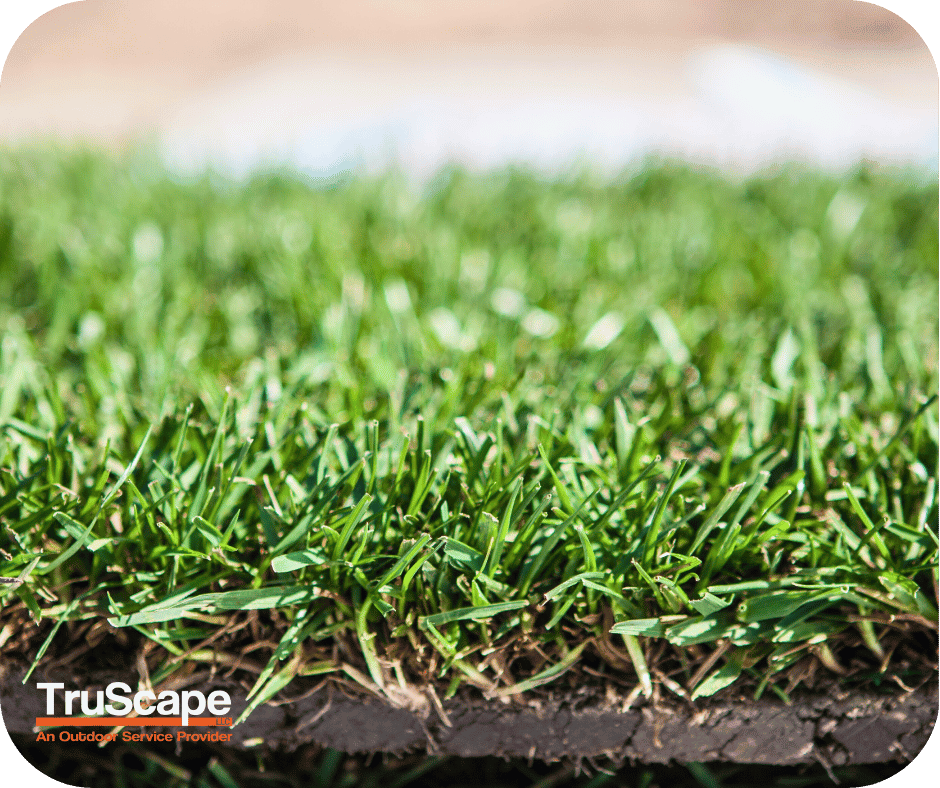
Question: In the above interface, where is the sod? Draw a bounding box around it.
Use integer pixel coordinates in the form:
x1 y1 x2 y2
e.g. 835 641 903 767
0 147 936 776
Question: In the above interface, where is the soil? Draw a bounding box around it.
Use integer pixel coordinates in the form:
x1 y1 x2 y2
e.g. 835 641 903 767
5 740 912 788
3 662 935 768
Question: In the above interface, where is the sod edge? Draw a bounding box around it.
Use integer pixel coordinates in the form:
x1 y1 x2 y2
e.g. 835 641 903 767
1 576 936 765
3 406 936 752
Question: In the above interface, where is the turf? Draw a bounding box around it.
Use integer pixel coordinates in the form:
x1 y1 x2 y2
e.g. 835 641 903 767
0 147 936 721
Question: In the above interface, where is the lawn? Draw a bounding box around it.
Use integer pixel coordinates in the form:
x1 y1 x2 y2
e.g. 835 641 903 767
0 148 936 775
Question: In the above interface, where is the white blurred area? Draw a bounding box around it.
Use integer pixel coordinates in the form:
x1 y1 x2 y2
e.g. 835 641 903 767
1 1 937 178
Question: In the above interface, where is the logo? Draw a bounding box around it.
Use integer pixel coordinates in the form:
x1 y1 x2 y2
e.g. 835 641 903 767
33 682 235 743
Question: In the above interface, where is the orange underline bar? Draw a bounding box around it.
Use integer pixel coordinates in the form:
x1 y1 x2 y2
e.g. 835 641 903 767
35 717 222 727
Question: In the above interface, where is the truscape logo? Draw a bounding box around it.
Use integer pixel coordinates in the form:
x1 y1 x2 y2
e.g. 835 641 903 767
32 682 236 743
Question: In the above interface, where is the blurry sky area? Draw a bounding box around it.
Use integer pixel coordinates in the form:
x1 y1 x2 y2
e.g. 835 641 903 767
0 0 937 179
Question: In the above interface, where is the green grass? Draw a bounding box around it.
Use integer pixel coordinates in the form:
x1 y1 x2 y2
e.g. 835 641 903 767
0 147 936 719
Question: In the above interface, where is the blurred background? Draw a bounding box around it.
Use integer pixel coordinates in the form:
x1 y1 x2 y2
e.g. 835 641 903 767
1 0 936 178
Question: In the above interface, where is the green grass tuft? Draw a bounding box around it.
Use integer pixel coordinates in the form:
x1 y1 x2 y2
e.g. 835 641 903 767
1 147 936 716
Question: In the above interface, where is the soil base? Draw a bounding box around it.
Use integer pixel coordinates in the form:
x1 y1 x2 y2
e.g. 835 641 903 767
3 665 935 767
8 736 913 788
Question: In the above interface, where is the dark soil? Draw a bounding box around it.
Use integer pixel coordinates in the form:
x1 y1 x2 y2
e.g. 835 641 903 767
3 662 935 768
8 735 913 788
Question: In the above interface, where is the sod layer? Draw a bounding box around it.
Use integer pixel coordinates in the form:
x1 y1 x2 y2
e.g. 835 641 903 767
0 151 936 775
